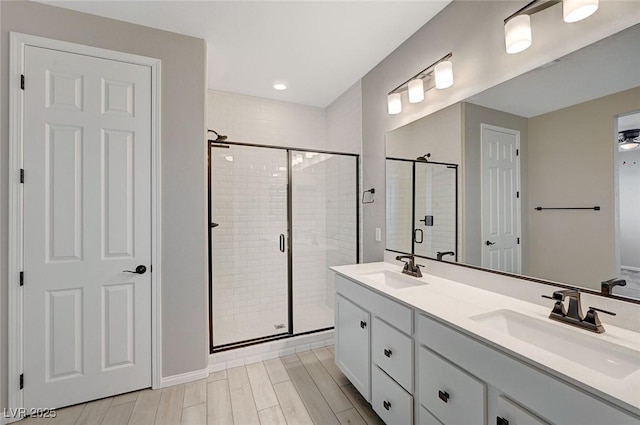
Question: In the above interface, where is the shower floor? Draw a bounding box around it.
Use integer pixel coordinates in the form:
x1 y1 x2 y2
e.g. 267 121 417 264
213 301 334 347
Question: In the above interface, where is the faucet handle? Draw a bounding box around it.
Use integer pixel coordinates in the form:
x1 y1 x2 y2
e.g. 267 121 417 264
588 306 616 316
541 294 567 317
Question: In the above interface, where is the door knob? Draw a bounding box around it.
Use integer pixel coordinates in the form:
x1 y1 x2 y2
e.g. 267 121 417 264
123 265 147 274
485 240 496 246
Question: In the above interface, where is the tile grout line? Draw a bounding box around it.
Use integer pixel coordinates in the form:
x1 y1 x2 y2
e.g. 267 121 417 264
226 370 235 425
306 352 354 417
292 354 342 425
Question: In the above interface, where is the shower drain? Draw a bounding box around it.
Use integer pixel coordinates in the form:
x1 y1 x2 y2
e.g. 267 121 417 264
274 324 286 330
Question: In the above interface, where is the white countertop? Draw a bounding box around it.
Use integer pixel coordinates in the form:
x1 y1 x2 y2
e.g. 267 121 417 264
331 262 640 415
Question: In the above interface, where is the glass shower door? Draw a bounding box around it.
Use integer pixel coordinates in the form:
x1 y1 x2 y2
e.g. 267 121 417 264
414 162 457 259
291 151 358 334
210 145 289 347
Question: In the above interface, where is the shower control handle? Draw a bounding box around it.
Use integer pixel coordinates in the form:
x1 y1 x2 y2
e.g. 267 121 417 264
279 234 285 252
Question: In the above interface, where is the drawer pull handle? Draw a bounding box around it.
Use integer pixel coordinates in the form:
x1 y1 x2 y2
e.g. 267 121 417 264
360 321 367 329
497 417 509 425
384 348 392 358
383 400 391 411
438 390 449 403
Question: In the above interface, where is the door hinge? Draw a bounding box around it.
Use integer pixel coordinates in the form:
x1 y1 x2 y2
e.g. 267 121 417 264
516 148 519 156
516 191 520 198
517 237 520 245
21 74 25 90
19 374 24 389
20 271 24 286
20 169 24 183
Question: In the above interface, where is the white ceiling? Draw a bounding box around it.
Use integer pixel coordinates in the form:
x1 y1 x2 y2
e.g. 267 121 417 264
467 23 640 122
36 0 451 107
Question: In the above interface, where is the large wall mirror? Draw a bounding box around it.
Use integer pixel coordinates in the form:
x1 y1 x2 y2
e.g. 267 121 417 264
386 23 640 301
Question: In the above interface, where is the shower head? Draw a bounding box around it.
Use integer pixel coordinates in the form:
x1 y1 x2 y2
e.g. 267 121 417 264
208 129 228 141
416 153 431 162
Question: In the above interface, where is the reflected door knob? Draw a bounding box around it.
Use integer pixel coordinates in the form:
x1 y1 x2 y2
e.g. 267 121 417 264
123 265 147 274
485 240 496 246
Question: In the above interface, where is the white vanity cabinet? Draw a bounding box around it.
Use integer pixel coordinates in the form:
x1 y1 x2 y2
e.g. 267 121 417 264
334 269 640 425
335 274 415 422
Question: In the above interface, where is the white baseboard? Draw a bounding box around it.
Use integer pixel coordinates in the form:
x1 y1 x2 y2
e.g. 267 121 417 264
159 367 209 388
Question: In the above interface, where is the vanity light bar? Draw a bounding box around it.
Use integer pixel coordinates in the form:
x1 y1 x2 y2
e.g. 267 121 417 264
504 0 599 54
387 52 453 115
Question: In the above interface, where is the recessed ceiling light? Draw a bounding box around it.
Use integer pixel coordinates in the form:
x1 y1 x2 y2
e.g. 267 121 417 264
273 83 287 91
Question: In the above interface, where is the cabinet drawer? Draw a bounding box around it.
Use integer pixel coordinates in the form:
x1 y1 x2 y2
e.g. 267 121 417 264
419 405 443 425
335 274 413 334
496 395 550 425
372 317 413 393
419 346 486 425
372 365 413 425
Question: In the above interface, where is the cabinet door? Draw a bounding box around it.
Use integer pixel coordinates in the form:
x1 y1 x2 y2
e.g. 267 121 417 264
336 295 371 401
495 395 550 425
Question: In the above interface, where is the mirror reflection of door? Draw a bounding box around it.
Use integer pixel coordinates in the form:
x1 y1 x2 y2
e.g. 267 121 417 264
481 124 522 273
617 112 640 299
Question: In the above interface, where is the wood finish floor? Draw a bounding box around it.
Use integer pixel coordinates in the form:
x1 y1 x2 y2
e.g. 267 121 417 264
19 346 384 425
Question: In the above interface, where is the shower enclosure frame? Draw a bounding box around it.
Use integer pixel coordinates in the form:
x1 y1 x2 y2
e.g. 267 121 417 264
208 140 360 353
385 157 459 262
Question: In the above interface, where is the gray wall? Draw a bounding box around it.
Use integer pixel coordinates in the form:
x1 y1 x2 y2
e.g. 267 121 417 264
462 103 529 269
361 0 640 262
527 87 640 288
0 1 208 408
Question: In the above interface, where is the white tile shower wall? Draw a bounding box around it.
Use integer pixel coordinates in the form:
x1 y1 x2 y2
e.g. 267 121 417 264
386 161 413 253
208 90 326 150
292 154 329 313
325 155 358 310
325 81 362 155
325 81 363 266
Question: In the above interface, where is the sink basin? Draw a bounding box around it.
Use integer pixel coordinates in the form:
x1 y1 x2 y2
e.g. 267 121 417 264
361 270 427 289
471 309 640 379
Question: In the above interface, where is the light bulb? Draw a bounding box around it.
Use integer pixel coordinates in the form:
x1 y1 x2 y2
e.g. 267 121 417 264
505 14 532 54
408 79 424 103
563 0 598 23
387 93 402 115
435 61 454 89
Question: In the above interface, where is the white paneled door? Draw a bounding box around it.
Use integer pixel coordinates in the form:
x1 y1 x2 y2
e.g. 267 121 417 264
22 46 152 409
481 124 521 274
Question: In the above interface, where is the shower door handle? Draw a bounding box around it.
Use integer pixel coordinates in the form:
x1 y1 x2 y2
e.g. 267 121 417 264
414 228 424 244
279 234 285 252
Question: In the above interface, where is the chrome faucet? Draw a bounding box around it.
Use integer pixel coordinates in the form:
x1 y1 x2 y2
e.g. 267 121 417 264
601 278 626 296
395 255 423 278
436 251 455 261
543 289 615 333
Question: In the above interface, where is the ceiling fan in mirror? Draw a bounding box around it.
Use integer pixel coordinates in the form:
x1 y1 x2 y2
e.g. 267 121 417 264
618 129 640 151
